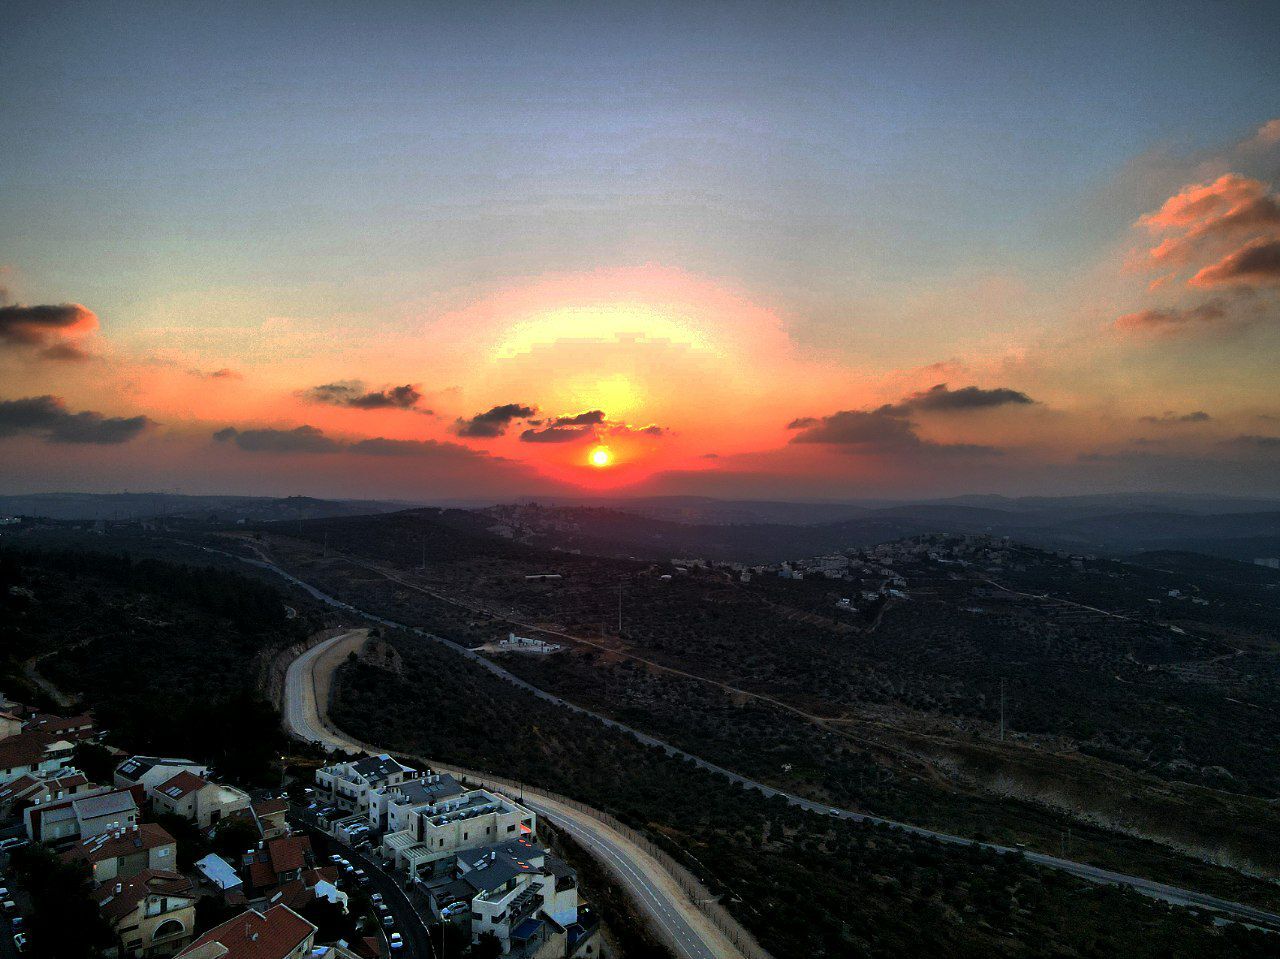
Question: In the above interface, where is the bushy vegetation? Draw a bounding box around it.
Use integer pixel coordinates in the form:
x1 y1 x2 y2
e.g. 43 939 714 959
332 631 1278 959
1 546 309 783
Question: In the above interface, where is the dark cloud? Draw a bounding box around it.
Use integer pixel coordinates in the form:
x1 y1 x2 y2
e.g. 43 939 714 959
519 410 667 443
520 425 591 443
788 408 1000 456
788 410 923 449
880 383 1034 415
304 381 426 411
213 425 341 453
453 403 537 438
0 303 97 346
551 410 606 427
348 437 482 458
0 395 152 445
1222 434 1280 452
1191 237 1280 287
1140 410 1211 425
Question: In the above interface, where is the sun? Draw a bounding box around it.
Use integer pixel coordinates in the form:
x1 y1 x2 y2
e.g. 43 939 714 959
589 446 613 468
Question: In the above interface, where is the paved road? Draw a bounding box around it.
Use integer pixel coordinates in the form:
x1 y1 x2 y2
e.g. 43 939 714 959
299 819 434 959
225 545 1280 933
282 629 728 959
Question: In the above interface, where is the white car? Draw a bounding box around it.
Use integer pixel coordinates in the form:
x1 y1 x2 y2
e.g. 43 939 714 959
0 839 26 852
329 854 343 863
389 933 403 951
370 893 383 903
13 932 27 953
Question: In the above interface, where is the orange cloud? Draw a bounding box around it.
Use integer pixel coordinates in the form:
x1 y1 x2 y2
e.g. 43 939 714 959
1190 237 1280 287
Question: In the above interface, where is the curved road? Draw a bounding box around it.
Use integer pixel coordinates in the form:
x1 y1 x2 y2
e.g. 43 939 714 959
223 545 1280 933
283 631 737 959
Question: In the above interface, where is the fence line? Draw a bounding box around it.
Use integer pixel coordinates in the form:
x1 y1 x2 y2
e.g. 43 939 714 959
314 714 772 959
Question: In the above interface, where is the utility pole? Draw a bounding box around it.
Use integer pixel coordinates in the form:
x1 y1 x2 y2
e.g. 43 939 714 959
999 678 1006 742
617 581 623 635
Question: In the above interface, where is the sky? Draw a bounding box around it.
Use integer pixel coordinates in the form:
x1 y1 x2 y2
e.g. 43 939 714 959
2 1 1279 502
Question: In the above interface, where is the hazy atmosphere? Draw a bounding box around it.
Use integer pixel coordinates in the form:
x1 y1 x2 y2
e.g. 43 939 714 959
3 1 1279 501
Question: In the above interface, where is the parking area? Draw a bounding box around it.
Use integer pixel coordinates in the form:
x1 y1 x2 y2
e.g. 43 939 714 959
0 844 31 958
292 808 435 959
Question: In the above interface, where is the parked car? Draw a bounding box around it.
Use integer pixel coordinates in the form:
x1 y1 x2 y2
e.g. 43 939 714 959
2 902 16 913
0 839 27 852
389 933 403 951
370 893 384 903
12 932 26 953
329 854 343 863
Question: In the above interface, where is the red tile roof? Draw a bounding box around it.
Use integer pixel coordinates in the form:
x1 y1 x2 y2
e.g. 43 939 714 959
92 869 193 923
252 798 288 817
155 770 209 800
62 823 175 865
266 835 309 874
0 730 69 771
176 904 314 959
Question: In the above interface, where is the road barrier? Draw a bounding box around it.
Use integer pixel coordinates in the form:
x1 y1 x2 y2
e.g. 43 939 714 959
309 706 771 959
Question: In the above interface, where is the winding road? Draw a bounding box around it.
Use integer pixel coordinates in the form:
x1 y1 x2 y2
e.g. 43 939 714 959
283 630 738 959
216 544 1280 936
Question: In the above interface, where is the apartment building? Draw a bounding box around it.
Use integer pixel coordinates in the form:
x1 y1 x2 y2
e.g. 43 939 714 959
314 754 419 815
368 772 464 832
380 787 536 880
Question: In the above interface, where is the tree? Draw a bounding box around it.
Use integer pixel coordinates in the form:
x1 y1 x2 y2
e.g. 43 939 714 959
9 846 113 959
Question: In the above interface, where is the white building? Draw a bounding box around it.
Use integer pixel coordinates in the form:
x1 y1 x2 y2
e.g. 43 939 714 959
368 772 465 832
381 787 536 880
314 754 420 816
114 756 209 793
453 838 591 957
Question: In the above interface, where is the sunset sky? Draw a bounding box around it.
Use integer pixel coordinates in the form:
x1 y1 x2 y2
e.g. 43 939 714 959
2 2 1279 502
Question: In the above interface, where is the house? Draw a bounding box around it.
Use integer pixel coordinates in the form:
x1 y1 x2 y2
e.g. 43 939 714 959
0 769 92 817
270 865 347 916
115 757 210 792
62 823 178 883
380 787 536 880
439 838 596 958
149 771 251 828
175 904 316 959
74 789 142 837
242 836 315 895
92 869 197 958
23 712 98 743
249 799 290 841
314 754 419 815
195 854 244 898
0 729 77 786
0 710 23 740
24 784 144 845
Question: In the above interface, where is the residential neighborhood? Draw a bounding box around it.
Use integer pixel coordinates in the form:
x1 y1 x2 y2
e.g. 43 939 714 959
0 699 600 959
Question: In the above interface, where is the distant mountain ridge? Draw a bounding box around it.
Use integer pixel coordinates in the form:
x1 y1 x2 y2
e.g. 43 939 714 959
0 492 416 522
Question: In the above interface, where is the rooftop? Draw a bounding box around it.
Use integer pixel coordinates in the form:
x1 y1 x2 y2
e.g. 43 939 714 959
177 904 314 959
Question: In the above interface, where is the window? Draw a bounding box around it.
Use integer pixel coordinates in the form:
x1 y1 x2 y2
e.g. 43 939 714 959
506 825 515 833
153 918 185 940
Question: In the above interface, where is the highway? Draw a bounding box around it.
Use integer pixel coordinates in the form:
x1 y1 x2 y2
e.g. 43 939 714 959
234 544 1280 933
